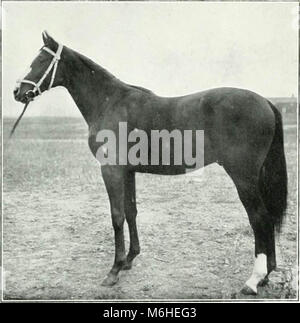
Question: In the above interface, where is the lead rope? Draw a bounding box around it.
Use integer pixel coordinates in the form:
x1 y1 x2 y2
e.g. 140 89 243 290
9 101 30 138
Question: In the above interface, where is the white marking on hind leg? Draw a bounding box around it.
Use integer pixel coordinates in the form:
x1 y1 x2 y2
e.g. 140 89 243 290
245 253 267 294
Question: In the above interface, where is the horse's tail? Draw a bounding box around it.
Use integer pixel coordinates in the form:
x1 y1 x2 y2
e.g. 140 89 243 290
259 101 288 233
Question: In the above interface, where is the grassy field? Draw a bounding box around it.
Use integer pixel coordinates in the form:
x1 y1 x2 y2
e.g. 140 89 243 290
2 111 298 300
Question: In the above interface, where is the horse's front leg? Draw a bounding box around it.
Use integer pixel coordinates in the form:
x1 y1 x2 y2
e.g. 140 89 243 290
122 171 140 270
101 166 126 287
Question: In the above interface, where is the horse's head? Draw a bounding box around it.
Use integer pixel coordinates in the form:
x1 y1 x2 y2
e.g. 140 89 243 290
14 31 64 103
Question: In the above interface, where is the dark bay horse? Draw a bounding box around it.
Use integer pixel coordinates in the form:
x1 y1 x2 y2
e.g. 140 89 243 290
13 32 287 296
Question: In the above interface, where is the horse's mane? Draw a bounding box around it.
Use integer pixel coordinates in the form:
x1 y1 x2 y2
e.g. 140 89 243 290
76 51 117 80
75 50 154 94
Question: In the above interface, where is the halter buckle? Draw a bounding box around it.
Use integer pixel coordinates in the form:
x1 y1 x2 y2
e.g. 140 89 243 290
25 89 36 100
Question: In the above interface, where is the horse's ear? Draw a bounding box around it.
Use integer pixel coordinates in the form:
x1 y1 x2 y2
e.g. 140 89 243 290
42 31 58 50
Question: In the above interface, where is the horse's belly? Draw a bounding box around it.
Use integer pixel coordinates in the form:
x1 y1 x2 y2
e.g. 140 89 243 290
132 164 206 175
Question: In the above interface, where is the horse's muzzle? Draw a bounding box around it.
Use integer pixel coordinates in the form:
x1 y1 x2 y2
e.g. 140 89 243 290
14 87 36 103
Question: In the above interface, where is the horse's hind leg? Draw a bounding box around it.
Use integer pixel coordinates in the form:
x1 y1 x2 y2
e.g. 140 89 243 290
225 167 275 295
122 171 140 270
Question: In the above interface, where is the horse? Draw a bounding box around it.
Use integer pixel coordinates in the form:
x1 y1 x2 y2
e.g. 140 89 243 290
13 31 287 296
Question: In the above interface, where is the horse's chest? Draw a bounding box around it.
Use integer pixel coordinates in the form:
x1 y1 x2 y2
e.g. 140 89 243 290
88 133 101 157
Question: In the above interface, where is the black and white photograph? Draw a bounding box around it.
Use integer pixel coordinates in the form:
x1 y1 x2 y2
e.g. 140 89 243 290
1 1 299 303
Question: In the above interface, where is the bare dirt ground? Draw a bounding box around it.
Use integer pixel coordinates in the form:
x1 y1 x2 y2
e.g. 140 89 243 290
3 115 298 300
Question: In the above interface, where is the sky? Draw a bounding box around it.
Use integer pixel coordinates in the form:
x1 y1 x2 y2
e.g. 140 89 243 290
2 1 298 117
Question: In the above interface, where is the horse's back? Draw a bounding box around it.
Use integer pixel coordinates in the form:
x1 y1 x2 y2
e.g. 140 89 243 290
138 87 275 126
202 87 273 114
152 87 276 141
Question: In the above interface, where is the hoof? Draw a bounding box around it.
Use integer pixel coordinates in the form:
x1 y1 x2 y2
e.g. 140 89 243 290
240 285 257 296
101 274 119 287
258 276 269 287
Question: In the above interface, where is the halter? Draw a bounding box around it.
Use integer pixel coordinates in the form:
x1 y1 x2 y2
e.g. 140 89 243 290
17 43 63 98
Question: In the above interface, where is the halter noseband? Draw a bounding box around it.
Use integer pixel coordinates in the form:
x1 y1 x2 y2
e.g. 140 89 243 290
17 43 63 98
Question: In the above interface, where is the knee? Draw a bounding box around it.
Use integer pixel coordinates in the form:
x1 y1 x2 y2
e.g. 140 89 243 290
125 205 137 219
111 209 125 230
112 220 125 231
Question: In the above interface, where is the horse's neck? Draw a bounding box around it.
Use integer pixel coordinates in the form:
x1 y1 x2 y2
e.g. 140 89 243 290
63 48 126 126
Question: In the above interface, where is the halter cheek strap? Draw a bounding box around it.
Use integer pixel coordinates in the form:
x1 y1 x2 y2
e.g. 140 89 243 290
17 43 63 97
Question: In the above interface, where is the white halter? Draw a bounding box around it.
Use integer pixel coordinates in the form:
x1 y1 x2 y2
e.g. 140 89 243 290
17 43 63 96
